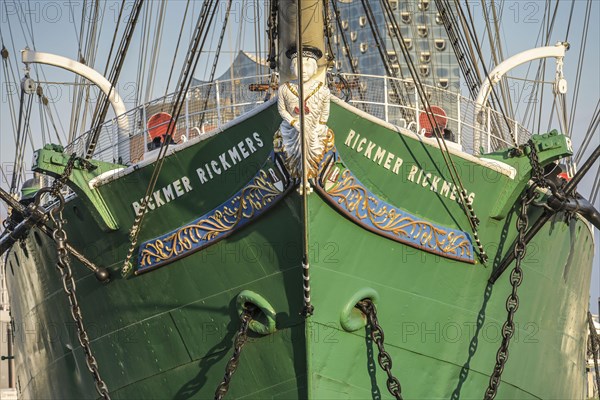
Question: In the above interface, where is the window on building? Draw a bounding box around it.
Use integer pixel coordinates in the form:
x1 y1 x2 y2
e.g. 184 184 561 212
420 52 431 63
436 12 444 25
388 24 396 38
417 26 428 38
435 39 446 51
387 51 398 63
401 12 411 24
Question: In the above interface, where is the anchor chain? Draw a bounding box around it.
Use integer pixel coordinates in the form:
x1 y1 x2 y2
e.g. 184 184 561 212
484 140 546 399
43 156 111 399
214 305 255 400
588 311 600 398
357 299 403 400
48 195 111 399
50 154 78 195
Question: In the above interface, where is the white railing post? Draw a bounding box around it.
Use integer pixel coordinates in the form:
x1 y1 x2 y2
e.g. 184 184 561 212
415 86 420 133
383 76 389 122
514 119 519 145
456 92 462 145
215 80 222 128
142 104 148 155
487 107 492 153
112 124 118 162
185 92 190 138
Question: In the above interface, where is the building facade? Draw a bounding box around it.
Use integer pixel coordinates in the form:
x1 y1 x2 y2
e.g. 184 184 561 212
331 0 460 93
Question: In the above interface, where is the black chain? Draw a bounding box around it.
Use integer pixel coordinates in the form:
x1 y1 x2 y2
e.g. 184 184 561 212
42 156 110 398
527 140 546 186
48 194 111 399
484 140 545 399
214 305 255 400
50 154 78 197
357 299 403 400
588 311 600 398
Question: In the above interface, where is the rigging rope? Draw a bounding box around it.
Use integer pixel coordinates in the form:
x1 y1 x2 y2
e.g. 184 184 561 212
435 0 480 99
564 0 576 41
575 100 600 164
567 0 592 137
164 0 192 96
199 0 234 129
461 0 518 147
590 164 600 205
0 45 20 145
381 0 488 262
322 0 334 69
85 0 144 159
10 85 28 194
121 0 222 276
481 0 514 120
295 0 314 316
87 0 128 128
329 0 359 76
144 0 168 104
533 0 560 137
135 1 151 107
359 0 412 119
70 0 102 143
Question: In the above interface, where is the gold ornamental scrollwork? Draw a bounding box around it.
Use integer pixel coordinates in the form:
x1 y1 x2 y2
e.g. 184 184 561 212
139 170 283 268
326 169 472 259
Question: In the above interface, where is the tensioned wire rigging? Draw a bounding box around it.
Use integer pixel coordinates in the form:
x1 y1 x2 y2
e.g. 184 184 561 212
2 0 67 145
372 0 488 261
121 0 228 276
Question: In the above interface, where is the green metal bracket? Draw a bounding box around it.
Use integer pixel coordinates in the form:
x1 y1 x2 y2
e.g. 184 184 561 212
32 144 123 231
485 130 573 220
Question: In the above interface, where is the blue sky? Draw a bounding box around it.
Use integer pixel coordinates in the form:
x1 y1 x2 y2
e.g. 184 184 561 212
0 0 598 309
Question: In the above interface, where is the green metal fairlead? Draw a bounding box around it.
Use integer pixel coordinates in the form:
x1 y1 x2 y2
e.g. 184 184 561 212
484 130 573 220
32 144 123 231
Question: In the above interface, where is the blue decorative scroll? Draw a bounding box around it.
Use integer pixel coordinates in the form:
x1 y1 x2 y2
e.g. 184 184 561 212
136 153 292 273
314 150 475 263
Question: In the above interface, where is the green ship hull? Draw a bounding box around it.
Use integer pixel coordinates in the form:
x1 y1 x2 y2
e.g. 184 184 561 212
5 99 594 399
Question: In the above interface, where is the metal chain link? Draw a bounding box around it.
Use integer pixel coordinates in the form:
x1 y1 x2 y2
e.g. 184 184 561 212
48 194 111 399
588 311 600 398
527 140 546 186
357 299 403 400
214 305 255 400
484 140 545 399
50 155 78 196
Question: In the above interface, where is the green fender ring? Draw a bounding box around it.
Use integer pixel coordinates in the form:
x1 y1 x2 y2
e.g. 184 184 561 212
340 287 380 332
236 290 277 335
